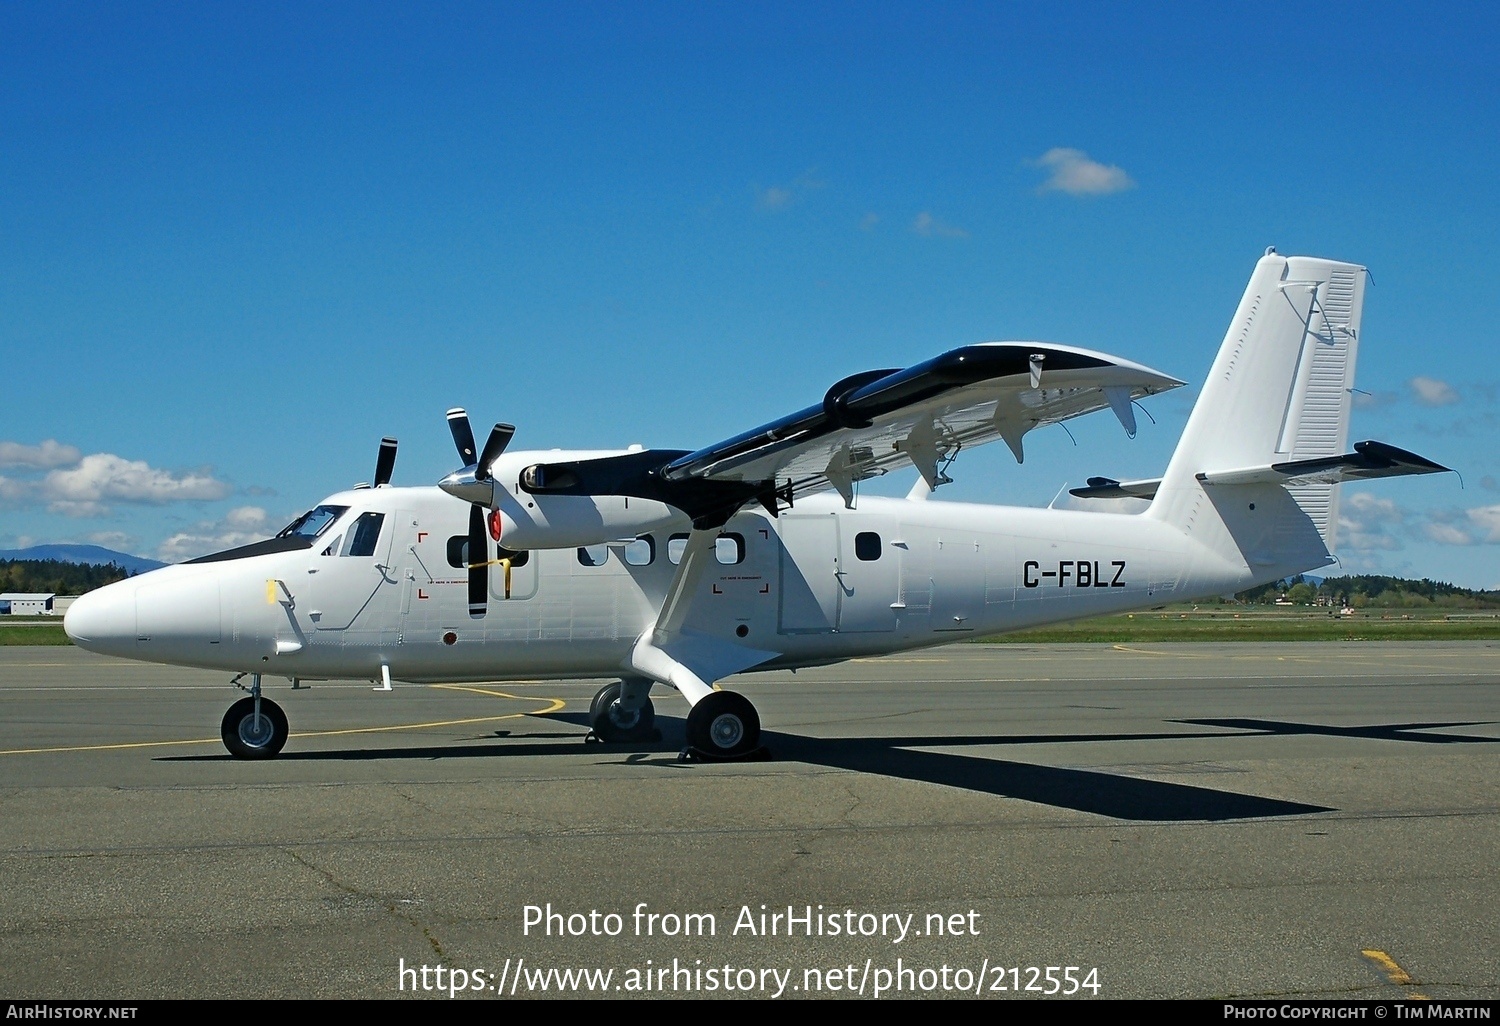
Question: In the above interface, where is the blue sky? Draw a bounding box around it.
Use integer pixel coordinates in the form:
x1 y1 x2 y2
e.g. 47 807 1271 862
2 2 1497 587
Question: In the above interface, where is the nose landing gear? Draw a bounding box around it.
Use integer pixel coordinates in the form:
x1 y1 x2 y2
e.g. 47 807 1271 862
587 678 659 743
221 673 289 759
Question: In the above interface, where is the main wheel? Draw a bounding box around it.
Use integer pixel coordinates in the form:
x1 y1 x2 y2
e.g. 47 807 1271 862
589 682 656 742
221 697 289 759
684 690 760 758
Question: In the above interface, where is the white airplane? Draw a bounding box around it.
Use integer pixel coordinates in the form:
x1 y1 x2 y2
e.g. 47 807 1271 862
64 250 1449 761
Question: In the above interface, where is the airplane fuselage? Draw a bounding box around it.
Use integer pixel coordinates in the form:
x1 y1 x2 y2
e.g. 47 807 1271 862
67 484 1266 686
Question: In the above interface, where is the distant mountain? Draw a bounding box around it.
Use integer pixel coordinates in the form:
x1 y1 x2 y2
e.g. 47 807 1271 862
0 545 167 575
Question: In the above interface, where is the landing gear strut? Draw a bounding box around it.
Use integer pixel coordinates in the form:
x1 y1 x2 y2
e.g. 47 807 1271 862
221 673 289 759
683 690 763 760
588 678 659 743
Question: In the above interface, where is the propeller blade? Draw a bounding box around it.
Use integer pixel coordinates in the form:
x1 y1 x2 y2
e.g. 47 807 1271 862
373 437 398 487
476 424 516 481
468 504 487 618
447 408 477 465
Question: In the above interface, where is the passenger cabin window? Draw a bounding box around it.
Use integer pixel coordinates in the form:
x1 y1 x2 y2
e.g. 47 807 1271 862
497 546 529 567
854 531 881 561
577 545 609 567
449 536 531 568
624 536 655 566
663 532 742 564
343 512 386 557
715 533 745 565
447 536 470 569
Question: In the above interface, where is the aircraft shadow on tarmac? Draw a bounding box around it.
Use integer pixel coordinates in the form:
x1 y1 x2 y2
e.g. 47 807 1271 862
161 711 1500 821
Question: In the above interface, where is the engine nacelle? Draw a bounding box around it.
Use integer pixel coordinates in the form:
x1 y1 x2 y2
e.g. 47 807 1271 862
491 488 686 549
484 449 689 549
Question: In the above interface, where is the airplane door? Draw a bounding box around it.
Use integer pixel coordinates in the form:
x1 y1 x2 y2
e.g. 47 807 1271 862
835 518 899 632
301 510 398 630
778 514 839 633
930 535 979 632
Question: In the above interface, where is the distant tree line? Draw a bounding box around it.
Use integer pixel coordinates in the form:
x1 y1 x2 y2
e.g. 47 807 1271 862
1 560 132 596
1236 574 1500 609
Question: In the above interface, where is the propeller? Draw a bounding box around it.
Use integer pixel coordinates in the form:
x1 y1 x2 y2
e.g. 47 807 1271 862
440 410 518 619
467 504 488 618
439 409 516 507
373 437 398 488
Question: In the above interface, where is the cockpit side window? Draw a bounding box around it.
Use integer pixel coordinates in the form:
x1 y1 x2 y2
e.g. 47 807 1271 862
277 505 349 540
342 512 386 557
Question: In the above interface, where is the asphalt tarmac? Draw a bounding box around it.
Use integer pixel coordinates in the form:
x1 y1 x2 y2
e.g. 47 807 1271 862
0 642 1496 1000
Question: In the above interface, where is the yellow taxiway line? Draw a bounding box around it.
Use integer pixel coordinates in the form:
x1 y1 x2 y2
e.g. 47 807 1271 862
0 686 566 756
1361 949 1429 999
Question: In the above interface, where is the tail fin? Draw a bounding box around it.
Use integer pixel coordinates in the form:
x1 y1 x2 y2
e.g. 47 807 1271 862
1150 251 1366 571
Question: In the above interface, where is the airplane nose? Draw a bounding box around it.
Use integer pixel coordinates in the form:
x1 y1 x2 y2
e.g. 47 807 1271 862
63 582 137 655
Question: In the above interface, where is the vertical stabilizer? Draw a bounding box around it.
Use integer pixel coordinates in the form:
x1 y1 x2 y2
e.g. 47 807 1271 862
1150 252 1366 569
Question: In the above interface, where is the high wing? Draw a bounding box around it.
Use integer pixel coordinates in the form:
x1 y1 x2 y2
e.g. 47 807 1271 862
522 342 1182 527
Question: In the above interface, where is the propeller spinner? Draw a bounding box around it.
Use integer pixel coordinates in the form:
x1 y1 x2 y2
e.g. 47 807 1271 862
439 408 515 508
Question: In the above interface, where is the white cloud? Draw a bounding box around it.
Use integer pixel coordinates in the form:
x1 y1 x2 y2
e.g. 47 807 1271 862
224 506 271 531
50 500 108 518
1351 390 1398 410
87 531 138 550
42 454 231 510
756 186 792 210
1423 522 1473 545
859 212 880 231
1339 492 1405 551
1409 376 1459 406
911 211 968 238
1032 148 1135 196
0 476 27 503
1409 504 1500 547
1466 504 1500 543
753 169 824 212
0 445 233 517
0 440 81 469
156 506 272 563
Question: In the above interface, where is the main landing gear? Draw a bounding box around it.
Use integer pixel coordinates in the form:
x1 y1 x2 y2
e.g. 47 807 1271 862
221 673 288 759
683 690 764 760
588 678 765 759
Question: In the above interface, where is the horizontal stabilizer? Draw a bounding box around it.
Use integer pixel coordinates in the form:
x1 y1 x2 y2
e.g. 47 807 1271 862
1196 440 1451 488
1069 476 1162 500
1073 441 1448 502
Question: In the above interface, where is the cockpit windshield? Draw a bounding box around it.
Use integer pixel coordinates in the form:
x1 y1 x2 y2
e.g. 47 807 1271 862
276 505 349 540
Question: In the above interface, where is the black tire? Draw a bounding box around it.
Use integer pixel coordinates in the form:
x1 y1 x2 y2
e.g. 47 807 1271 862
221 697 289 759
685 690 760 757
588 682 656 742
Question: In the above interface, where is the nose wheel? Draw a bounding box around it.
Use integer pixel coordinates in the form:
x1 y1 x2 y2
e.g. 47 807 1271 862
588 679 659 743
221 673 289 759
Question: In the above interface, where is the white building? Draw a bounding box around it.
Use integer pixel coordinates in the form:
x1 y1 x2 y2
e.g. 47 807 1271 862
0 593 57 615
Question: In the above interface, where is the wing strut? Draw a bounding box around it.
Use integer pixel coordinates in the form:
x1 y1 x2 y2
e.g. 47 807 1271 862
626 528 778 706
